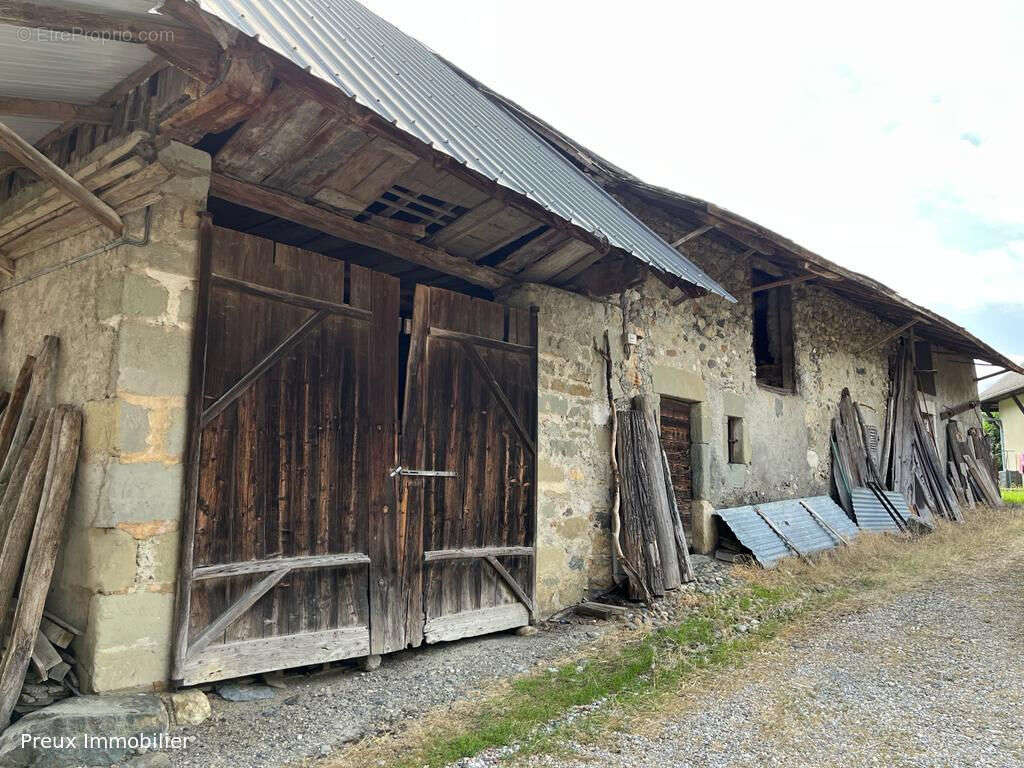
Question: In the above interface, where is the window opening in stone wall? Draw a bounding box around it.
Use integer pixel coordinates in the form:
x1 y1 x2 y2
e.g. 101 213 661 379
727 416 744 464
914 340 937 396
752 268 795 391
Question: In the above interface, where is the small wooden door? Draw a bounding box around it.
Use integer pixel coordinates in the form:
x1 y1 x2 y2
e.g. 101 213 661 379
398 286 538 647
173 223 399 685
660 398 694 537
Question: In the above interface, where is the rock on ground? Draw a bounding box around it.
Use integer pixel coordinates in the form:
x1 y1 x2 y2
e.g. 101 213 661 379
0 694 168 768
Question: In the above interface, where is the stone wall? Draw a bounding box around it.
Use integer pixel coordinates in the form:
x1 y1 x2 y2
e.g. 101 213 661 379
506 191 980 617
0 142 209 692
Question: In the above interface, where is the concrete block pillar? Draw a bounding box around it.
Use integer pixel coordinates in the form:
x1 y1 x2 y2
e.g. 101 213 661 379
54 142 211 692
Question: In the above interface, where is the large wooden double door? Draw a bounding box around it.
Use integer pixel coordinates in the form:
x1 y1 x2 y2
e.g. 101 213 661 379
172 224 536 685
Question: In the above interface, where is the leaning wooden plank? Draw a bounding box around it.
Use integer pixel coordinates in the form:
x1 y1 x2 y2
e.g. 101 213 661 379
0 337 58 490
31 633 63 681
0 355 34 472
576 601 628 619
0 121 123 236
0 411 56 641
755 506 813 564
661 448 696 582
484 555 535 618
0 405 81 729
634 397 681 590
39 617 74 649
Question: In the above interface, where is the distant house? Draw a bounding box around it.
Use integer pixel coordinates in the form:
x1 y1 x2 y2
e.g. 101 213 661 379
980 373 1024 479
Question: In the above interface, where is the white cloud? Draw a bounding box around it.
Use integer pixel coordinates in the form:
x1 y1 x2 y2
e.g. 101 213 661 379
361 0 1024 324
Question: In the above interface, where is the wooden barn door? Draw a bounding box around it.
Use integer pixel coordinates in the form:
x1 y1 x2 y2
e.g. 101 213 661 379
172 222 399 685
660 398 694 537
398 286 538 647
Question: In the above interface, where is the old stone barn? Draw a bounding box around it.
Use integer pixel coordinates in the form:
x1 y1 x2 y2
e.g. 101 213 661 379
0 0 1016 696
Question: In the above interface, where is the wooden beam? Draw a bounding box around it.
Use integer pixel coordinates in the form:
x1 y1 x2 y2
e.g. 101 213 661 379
0 121 123 236
0 98 113 125
1013 395 1024 418
423 546 534 562
210 274 372 322
193 552 371 580
670 223 715 248
940 400 980 421
484 556 535 618
975 367 1008 382
750 272 817 294
857 320 916 356
186 569 289 658
200 309 328 429
210 173 507 290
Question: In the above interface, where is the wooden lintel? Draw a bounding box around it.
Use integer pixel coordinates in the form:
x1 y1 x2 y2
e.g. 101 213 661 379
750 272 817 294
975 367 1008 382
0 98 113 125
0 121 123 236
210 173 508 291
857 319 916 356
670 223 715 248
423 546 533 562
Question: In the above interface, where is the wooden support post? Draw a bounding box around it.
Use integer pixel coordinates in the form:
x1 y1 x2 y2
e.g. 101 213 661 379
857 320 916 355
0 121 123 236
670 223 715 248
975 367 1009 382
749 272 818 294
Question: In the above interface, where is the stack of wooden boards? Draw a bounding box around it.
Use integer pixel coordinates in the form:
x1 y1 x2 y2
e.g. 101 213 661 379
833 338 1001 523
15 613 82 716
0 131 169 260
946 420 1002 508
0 336 83 729
614 395 695 602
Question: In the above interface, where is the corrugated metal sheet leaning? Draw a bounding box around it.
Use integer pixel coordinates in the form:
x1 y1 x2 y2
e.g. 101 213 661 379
191 0 733 299
849 486 923 533
715 496 858 568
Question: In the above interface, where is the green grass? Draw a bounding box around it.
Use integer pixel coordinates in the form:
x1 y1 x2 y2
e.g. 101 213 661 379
338 508 1024 768
1002 488 1024 505
346 583 816 768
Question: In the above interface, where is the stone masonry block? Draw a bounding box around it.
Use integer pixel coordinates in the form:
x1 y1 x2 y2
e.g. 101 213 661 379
653 365 706 403
121 272 169 318
97 462 184 527
84 528 139 593
116 321 191 397
723 391 747 417
85 591 174 691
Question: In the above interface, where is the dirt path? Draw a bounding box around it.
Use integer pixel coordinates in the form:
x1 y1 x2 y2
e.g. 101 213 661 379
534 551 1024 768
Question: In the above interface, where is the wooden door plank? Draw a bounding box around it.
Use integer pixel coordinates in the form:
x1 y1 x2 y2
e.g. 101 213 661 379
187 569 290 658
459 341 536 457
484 555 535 618
201 309 328 429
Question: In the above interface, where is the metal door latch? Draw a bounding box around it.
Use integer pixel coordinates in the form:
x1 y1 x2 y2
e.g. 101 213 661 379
389 466 457 478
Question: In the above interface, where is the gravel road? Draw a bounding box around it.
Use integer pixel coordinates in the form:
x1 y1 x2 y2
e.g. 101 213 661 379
534 551 1024 768
163 619 612 768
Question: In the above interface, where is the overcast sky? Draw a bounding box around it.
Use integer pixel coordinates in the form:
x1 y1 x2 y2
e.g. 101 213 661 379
362 0 1023 365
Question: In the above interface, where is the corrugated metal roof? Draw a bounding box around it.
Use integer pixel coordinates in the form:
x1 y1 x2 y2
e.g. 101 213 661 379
192 0 733 300
850 487 908 533
715 496 859 568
